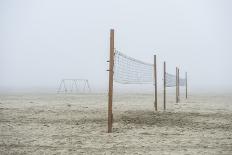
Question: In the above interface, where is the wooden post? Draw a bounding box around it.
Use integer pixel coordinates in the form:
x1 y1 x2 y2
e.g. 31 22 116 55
163 61 166 110
176 67 178 103
178 68 180 102
154 55 157 111
185 72 187 99
108 29 114 133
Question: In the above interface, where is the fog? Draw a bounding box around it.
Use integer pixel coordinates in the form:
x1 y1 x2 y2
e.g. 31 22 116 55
1 0 232 93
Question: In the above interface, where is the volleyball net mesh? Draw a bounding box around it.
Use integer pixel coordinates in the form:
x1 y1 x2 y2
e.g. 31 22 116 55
166 73 176 87
166 72 186 87
179 77 186 86
113 50 154 84
113 50 186 86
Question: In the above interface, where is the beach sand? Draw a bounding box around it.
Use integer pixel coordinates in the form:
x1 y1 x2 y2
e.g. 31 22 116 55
0 93 232 154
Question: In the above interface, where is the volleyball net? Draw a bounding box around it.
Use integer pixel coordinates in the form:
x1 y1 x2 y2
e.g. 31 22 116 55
114 50 154 84
179 76 186 86
107 29 188 133
166 73 176 87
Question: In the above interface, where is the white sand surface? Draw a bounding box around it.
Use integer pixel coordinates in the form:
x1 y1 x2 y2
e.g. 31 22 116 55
0 93 232 154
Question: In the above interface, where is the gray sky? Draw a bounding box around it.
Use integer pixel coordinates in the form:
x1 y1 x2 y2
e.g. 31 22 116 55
0 0 232 93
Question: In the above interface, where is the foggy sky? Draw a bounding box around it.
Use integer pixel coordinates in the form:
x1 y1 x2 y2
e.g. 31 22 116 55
1 0 232 93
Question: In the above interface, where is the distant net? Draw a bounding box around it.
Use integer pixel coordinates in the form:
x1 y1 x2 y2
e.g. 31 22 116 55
166 73 176 87
179 77 186 86
114 50 153 84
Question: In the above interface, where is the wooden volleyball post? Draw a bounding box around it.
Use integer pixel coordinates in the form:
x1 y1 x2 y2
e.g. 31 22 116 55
163 61 166 110
185 72 188 99
176 67 178 103
107 29 114 133
154 55 158 111
179 68 180 102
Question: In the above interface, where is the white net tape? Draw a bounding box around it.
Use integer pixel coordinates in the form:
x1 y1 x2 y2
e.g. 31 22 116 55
114 50 153 84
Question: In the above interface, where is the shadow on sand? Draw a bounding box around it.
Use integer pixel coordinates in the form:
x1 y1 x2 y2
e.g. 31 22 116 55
116 110 232 131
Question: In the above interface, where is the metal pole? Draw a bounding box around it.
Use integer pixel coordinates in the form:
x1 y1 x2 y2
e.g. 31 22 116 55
86 80 91 93
57 80 63 93
64 80 67 93
74 80 78 93
154 55 158 111
163 61 166 110
83 81 86 93
108 29 114 133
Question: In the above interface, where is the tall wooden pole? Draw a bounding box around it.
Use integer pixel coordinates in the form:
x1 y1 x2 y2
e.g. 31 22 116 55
176 67 178 103
178 68 180 103
154 55 157 111
185 72 187 99
163 61 166 110
108 29 114 133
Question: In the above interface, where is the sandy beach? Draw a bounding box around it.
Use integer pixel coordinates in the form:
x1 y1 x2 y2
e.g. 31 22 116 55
0 93 232 154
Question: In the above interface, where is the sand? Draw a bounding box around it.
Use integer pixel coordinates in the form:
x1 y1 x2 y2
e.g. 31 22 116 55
0 93 232 154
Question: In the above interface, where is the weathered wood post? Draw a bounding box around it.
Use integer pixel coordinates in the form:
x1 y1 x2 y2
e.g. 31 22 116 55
185 72 187 99
178 68 180 102
176 67 178 103
108 29 114 133
154 55 158 111
163 61 166 110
